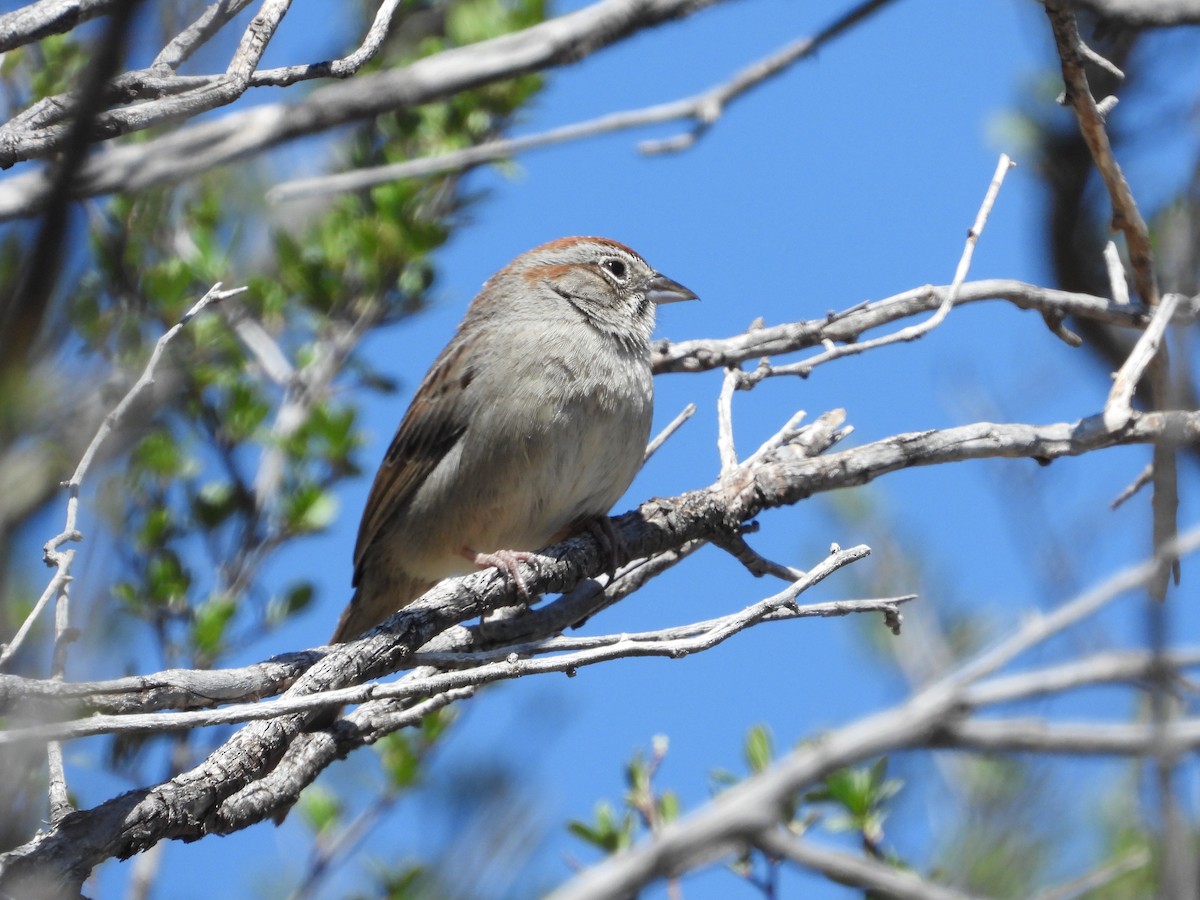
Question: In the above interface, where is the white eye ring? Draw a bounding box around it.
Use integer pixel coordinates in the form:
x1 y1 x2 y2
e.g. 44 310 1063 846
602 258 627 280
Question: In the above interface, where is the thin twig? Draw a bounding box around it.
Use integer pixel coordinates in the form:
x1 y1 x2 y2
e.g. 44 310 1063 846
0 283 244 670
1103 291 1182 430
742 154 1015 382
1110 461 1154 510
1104 240 1130 305
712 531 806 583
268 0 900 201
249 0 407 86
946 524 1200 687
755 830 981 900
1043 0 1156 306
1031 849 1151 900
651 279 1172 376
644 403 696 463
0 547 874 744
717 367 740 476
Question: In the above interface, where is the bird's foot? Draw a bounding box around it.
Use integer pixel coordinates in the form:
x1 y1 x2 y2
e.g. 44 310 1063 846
580 515 628 577
469 548 542 600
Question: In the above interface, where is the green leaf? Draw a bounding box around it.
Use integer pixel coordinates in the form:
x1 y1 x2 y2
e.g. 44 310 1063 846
744 723 773 773
568 802 635 854
137 507 175 549
191 481 238 528
134 430 183 479
420 706 455 742
284 484 338 533
147 551 191 606
265 582 315 626
299 785 342 835
709 768 739 792
658 790 680 824
192 594 236 656
378 734 421 790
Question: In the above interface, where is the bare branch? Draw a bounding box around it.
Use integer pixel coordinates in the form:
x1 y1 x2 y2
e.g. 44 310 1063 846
754 829 982 900
151 0 256 71
0 0 731 211
0 548 880 745
1070 1 1200 31
1104 291 1183 429
935 717 1200 755
966 647 1200 707
4 413 1200 717
1104 239 1130 305
547 527 1200 900
269 0 900 201
0 0 117 52
0 284 244 670
716 367 739 477
1111 461 1153 510
1032 849 1152 900
1044 0 1157 307
651 279 1187 376
644 403 696 463
738 154 1014 382
246 0 406 86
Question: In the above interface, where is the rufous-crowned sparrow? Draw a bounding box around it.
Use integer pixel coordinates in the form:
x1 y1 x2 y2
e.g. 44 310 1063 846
332 236 697 642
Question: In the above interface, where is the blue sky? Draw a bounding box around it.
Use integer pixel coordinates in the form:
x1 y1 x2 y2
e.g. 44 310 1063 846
58 0 1200 896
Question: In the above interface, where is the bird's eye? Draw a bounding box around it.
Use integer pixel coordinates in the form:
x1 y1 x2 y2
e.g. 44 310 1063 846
602 259 627 280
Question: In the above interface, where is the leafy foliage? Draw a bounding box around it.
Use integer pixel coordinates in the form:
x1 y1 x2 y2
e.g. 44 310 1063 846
0 0 547 874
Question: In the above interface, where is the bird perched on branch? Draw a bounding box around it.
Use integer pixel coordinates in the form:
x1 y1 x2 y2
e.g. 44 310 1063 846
332 236 698 643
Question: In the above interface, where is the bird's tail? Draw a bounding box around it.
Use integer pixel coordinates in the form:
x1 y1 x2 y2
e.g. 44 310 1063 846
329 572 436 644
305 573 437 735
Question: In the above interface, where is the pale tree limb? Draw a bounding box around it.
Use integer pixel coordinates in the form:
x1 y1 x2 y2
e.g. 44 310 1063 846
716 366 740 476
964 647 1200 707
650 279 1194 376
248 0 408 87
934 718 1200 755
644 403 696 463
4 283 241 828
0 0 116 52
1031 849 1152 900
754 829 982 900
0 283 244 671
2 409 1199 717
739 154 1014 384
546 528 1200 900
1104 239 1130 305
7 409 1200 893
0 548 886 745
269 0 900 201
0 0 731 214
1073 0 1200 26
1104 291 1183 429
0 0 291 167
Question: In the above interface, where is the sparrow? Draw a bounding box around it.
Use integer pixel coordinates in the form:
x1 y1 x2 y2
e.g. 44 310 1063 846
332 236 697 642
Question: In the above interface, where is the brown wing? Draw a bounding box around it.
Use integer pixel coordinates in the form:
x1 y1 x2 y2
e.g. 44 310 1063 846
352 340 474 586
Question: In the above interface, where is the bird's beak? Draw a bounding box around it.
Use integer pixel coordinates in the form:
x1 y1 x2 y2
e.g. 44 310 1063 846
647 272 699 305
